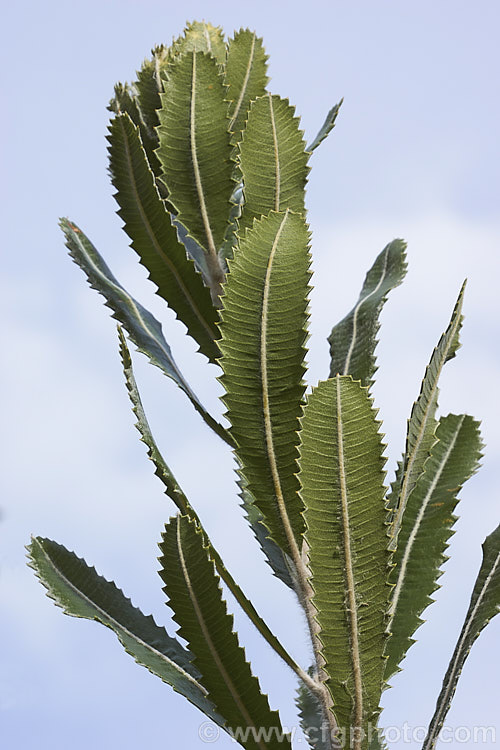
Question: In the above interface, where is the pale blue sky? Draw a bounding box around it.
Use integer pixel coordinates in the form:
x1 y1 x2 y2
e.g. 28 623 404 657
1 1 499 748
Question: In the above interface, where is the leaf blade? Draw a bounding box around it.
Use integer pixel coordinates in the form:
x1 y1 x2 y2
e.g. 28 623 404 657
134 45 169 137
300 376 389 742
27 536 221 723
238 94 310 233
159 515 290 749
328 239 407 387
218 210 311 557
385 414 482 679
240 479 295 590
225 29 269 144
61 218 229 443
389 283 466 548
422 523 500 750
170 21 226 65
296 670 331 750
118 326 299 679
107 113 220 362
307 100 343 153
157 52 234 265
108 79 162 176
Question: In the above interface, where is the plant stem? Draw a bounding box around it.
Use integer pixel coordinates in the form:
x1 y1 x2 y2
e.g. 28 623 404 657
292 543 339 748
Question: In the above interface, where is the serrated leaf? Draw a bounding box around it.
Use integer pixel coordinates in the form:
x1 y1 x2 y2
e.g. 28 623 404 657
118 327 298 677
307 100 343 153
157 50 234 288
299 376 389 743
134 46 169 136
240 481 295 590
109 79 162 176
170 21 226 66
296 669 331 750
60 218 229 443
118 325 193 515
385 414 483 680
369 729 388 750
159 515 290 749
422 523 500 750
107 113 219 362
218 190 243 266
328 239 407 388
218 210 311 559
225 29 269 144
109 82 143 124
27 536 221 723
388 283 466 548
173 218 211 280
238 95 310 233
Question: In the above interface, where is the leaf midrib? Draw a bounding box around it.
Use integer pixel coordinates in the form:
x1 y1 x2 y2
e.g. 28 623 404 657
342 245 389 375
335 376 363 743
190 54 218 260
423 547 500 750
120 330 312 693
229 32 256 132
117 116 216 344
68 225 190 388
202 23 212 52
267 93 281 212
392 298 463 540
259 210 299 562
388 416 464 624
175 519 269 750
34 539 204 691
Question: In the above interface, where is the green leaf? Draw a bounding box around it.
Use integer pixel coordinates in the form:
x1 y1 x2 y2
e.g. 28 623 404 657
129 47 170 175
218 210 311 558
328 239 407 387
299 375 389 742
170 21 226 66
307 100 343 153
174 219 211 280
369 729 388 750
238 94 310 233
118 327 301 678
388 283 466 548
108 77 162 176
218 187 244 266
107 113 220 362
422 523 500 750
157 51 234 282
61 218 229 444
134 46 169 136
159 515 290 749
118 325 193 515
108 82 142 125
225 29 269 144
297 679 388 750
296 669 331 750
27 536 221 723
385 414 483 680
240 481 295 590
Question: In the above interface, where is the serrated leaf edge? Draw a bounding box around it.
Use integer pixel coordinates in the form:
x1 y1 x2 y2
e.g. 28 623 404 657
388 414 482 630
108 113 218 355
228 31 259 132
422 527 500 750
27 536 206 693
390 282 466 547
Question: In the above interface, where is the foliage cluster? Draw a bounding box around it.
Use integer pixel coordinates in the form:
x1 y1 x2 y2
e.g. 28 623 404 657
28 21 499 750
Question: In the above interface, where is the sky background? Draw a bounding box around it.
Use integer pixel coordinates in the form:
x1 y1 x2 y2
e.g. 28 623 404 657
1 1 499 748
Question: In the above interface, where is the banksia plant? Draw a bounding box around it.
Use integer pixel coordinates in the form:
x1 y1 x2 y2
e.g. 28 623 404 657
28 21 499 750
